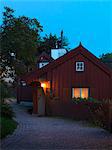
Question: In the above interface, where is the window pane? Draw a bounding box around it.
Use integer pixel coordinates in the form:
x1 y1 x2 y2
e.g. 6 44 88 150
73 88 80 98
81 88 89 99
76 62 84 71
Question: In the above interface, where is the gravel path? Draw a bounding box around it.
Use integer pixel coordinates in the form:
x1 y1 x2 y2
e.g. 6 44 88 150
1 102 112 150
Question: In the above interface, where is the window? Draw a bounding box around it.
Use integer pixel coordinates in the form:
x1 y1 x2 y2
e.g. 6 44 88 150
72 88 89 99
21 81 27 86
39 62 49 68
76 62 84 71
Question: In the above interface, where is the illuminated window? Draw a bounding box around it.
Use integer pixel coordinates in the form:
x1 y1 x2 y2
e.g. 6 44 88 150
76 62 84 71
72 88 89 99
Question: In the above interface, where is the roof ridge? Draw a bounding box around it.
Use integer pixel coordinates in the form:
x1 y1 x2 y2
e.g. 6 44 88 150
20 45 112 83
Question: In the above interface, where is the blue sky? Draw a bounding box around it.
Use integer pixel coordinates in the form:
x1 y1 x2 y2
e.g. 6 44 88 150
0 0 112 57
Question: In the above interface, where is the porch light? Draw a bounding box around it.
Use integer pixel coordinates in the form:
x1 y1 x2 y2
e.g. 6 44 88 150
41 83 46 88
40 81 50 93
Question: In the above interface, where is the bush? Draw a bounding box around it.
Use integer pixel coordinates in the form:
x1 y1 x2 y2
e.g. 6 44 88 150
0 81 11 103
1 104 14 118
1 117 17 139
72 97 112 131
72 97 101 104
85 100 111 131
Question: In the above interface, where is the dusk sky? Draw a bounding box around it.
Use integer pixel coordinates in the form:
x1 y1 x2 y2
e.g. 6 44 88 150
0 0 112 57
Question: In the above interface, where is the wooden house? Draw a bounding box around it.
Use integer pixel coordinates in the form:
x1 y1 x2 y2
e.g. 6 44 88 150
17 43 112 116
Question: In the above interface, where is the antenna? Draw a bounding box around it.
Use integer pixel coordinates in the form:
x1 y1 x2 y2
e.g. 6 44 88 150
61 30 63 48
56 41 58 49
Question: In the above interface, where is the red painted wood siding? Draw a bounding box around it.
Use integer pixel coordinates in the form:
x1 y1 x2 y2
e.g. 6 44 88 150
47 53 112 101
17 86 33 102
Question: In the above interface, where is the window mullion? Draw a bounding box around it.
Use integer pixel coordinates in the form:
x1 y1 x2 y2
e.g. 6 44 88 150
80 88 82 98
72 88 74 98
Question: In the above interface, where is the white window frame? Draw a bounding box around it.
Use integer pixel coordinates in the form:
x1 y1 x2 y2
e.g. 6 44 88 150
39 62 49 68
76 62 84 72
21 81 27 86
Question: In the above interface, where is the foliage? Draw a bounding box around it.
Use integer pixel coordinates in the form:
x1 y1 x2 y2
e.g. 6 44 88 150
100 53 112 69
38 32 69 55
89 104 108 128
100 53 112 61
38 34 58 55
85 99 112 131
0 7 43 78
1 103 14 118
72 97 112 131
0 81 11 103
0 117 17 139
72 97 101 104
0 7 69 80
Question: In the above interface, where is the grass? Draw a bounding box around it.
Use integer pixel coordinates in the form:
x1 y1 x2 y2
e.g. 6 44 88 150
0 117 17 139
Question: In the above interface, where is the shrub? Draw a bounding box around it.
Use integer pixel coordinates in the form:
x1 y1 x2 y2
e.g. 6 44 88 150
88 97 102 103
1 104 14 118
72 97 112 131
1 117 17 139
86 99 111 131
72 97 101 104
0 81 11 103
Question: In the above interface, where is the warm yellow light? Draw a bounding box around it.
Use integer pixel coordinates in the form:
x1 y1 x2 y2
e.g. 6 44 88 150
41 83 46 88
81 88 88 99
73 88 89 99
74 88 80 98
40 81 50 93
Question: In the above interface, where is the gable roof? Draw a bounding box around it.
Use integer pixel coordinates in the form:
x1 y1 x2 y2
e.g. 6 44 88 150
37 51 53 62
21 44 112 83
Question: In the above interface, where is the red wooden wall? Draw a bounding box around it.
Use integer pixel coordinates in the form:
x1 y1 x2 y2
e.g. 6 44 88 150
17 46 112 104
46 53 112 101
17 86 33 103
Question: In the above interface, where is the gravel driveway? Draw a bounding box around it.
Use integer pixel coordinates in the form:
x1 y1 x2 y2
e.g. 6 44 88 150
1 102 112 150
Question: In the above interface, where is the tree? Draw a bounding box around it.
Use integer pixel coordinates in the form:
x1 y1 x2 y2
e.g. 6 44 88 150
38 33 58 55
57 30 69 49
38 31 69 55
100 53 112 69
0 7 43 78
